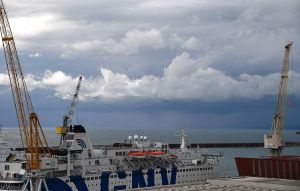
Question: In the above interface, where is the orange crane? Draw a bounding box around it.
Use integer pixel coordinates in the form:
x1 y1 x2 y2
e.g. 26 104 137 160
264 42 293 156
0 0 51 172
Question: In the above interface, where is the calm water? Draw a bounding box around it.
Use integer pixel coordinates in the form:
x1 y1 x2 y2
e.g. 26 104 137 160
1 127 300 177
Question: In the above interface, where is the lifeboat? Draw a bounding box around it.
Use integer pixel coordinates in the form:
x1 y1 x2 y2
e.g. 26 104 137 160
147 151 165 157
127 151 147 158
170 154 177 159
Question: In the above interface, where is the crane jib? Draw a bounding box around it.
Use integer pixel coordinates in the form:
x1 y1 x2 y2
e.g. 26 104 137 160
0 0 51 173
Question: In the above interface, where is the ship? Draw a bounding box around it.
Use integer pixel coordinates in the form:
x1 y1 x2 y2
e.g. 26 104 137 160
235 42 300 180
0 127 223 191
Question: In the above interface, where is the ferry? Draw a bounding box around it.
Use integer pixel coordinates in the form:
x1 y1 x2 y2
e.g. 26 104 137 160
0 126 222 191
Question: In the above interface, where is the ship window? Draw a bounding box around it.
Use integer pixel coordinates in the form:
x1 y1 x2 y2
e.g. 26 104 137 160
66 134 74 140
91 177 94 180
5 165 9 170
95 177 98 180
87 177 90 181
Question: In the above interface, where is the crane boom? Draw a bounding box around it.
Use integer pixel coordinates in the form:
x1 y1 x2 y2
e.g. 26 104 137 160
56 76 83 144
264 42 293 156
0 0 50 170
64 75 83 127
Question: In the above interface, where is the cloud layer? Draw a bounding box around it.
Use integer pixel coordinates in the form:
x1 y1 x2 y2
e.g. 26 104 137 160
1 52 299 102
1 0 299 128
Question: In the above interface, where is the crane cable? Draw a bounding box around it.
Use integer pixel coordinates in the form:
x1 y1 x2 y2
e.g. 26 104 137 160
288 45 294 107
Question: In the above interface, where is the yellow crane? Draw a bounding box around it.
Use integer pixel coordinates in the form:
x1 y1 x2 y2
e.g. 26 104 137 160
0 0 53 190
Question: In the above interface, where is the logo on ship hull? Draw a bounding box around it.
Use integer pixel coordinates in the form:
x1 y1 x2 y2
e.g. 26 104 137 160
76 139 86 149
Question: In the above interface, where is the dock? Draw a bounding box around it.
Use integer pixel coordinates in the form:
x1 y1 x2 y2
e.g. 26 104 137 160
128 177 300 191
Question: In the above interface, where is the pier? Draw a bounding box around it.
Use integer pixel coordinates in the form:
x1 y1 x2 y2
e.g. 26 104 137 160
168 142 300 148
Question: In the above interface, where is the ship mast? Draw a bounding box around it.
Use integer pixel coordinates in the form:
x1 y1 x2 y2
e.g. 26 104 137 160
264 42 293 157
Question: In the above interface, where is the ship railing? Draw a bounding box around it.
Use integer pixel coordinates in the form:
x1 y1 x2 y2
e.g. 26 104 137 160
70 169 82 176
45 170 67 178
93 145 155 150
0 177 24 181
0 182 24 190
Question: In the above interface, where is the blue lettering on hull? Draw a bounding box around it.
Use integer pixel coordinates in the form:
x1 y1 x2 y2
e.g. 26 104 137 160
100 171 111 191
160 168 168 185
147 168 155 187
114 171 127 190
70 176 89 191
170 165 177 184
39 166 177 191
132 170 146 188
42 178 73 191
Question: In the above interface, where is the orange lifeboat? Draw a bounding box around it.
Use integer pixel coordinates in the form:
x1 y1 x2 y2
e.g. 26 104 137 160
170 154 177 159
127 151 147 158
147 151 165 157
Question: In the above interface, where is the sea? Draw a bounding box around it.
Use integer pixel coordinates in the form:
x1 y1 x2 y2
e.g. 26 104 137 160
1 127 300 177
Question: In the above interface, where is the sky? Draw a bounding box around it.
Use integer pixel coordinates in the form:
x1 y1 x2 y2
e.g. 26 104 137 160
0 0 300 130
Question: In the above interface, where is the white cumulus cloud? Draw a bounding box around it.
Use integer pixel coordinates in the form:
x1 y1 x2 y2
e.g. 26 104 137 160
2 53 299 102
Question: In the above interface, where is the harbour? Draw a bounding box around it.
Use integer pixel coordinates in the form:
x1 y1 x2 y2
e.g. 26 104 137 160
0 0 300 190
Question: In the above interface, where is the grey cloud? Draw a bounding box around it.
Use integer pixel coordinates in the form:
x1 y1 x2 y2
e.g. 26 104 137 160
1 0 299 105
1 52 299 102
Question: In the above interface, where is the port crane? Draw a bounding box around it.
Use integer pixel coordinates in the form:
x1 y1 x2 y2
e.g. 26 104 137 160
264 42 293 157
0 1 55 190
56 75 82 144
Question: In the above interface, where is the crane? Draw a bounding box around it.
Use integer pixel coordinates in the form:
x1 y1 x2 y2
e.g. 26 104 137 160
0 1 53 190
56 75 82 143
264 42 293 157
64 75 82 128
